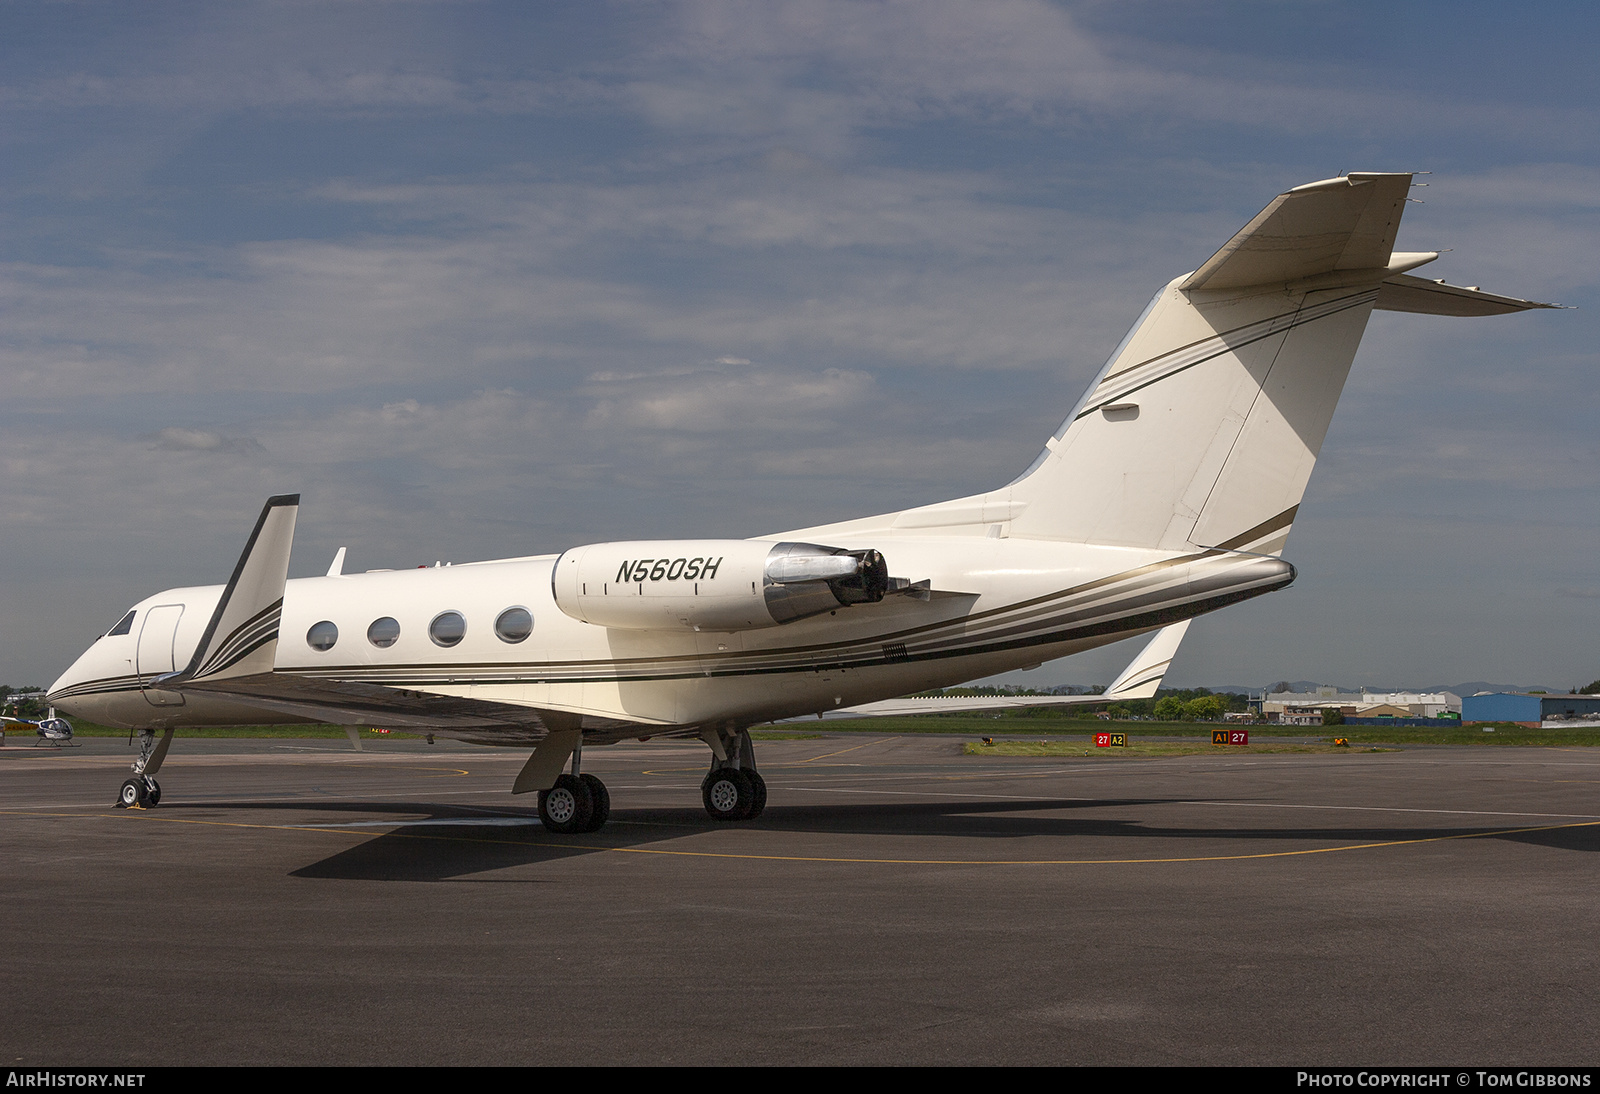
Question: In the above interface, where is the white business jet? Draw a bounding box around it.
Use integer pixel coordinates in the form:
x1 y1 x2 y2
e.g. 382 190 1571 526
47 172 1556 830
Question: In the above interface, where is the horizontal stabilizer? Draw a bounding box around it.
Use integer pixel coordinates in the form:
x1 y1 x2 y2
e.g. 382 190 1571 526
1182 173 1414 291
1375 274 1563 316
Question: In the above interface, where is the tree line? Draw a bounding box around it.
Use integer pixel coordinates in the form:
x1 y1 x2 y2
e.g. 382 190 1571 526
2 686 48 719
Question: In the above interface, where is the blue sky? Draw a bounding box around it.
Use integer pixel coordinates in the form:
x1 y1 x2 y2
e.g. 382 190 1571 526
3 1 1595 691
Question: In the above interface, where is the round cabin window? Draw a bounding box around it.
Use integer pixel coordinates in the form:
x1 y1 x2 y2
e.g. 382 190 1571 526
306 620 338 652
429 611 467 648
367 617 401 648
494 607 533 644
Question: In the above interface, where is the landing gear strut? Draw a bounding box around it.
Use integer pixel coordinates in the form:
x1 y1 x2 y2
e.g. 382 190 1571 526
702 728 766 821
115 728 173 808
536 738 610 834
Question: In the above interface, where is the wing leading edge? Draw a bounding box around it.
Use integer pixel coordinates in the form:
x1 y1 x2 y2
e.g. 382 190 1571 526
799 620 1191 720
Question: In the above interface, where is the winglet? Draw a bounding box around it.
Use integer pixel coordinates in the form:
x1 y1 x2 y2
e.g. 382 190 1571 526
161 494 299 685
1101 620 1191 701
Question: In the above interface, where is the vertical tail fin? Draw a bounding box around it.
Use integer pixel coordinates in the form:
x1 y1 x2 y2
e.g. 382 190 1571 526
1008 173 1421 554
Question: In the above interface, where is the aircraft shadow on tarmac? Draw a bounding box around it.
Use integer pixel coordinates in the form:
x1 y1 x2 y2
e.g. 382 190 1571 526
146 798 1600 883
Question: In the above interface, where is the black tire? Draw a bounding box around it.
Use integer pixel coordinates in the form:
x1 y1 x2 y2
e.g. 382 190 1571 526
118 778 146 808
579 773 610 832
702 768 753 821
144 779 161 807
538 773 593 833
746 771 767 819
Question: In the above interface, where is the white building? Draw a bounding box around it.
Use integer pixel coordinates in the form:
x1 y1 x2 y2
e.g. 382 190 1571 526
1261 688 1461 720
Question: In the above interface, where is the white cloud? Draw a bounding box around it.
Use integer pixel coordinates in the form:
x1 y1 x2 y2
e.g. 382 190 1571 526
585 364 874 432
636 0 1585 148
2 164 1165 404
149 426 263 454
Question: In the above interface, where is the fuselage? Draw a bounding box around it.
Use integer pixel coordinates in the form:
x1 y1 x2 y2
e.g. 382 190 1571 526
48 532 1293 738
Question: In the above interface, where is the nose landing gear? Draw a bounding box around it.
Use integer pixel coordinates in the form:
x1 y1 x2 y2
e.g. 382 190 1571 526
115 728 173 808
117 775 161 809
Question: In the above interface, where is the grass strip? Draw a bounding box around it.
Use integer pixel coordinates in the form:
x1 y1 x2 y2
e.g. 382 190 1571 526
963 740 1392 758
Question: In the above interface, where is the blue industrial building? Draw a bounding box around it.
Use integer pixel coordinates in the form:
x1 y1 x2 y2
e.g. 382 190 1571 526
1462 692 1600 725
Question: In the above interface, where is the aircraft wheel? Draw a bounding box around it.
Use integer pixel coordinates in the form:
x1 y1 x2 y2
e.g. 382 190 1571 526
579 774 610 832
538 773 594 834
703 768 753 821
144 779 161 807
118 778 146 808
746 771 767 819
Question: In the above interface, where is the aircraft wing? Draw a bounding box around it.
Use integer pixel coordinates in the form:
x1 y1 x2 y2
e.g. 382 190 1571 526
149 495 659 743
173 662 674 745
148 495 535 732
794 620 1191 720
176 671 555 736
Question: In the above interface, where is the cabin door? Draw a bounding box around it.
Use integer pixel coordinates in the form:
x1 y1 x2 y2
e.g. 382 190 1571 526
136 604 187 707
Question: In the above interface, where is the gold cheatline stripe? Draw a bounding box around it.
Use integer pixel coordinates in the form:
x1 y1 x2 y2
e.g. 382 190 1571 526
1079 290 1378 419
1210 505 1299 552
57 550 1284 698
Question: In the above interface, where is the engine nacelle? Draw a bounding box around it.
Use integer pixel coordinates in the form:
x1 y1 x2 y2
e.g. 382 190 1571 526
551 540 889 631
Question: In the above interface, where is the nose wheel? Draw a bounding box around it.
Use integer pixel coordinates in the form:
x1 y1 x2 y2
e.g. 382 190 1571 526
117 776 161 809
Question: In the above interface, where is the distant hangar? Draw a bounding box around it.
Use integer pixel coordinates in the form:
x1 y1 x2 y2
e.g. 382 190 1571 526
1463 692 1600 726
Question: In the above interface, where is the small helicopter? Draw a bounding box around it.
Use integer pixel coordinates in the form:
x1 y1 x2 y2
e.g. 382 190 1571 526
1 702 76 747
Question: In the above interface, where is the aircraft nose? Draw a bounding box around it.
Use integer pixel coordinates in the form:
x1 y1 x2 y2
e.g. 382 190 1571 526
46 670 77 709
46 643 100 711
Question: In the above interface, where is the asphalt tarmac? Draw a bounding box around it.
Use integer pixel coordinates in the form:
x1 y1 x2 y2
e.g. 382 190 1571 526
3 733 1598 1066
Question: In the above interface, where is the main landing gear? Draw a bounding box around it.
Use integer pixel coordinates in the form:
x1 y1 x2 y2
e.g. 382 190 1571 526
527 726 767 831
537 767 611 834
702 728 766 822
115 728 173 809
